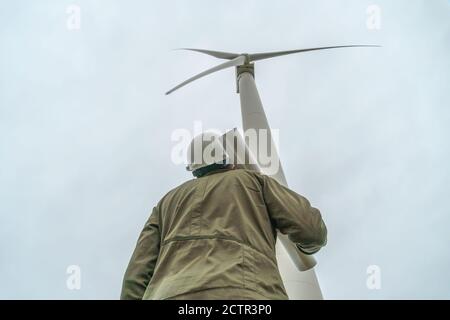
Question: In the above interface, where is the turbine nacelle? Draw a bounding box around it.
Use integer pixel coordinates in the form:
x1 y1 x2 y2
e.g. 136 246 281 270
166 45 380 95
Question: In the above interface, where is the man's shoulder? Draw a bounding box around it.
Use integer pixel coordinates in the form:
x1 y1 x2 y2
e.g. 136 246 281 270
219 169 270 191
155 178 196 208
156 169 267 206
232 168 268 181
171 177 197 193
204 168 264 181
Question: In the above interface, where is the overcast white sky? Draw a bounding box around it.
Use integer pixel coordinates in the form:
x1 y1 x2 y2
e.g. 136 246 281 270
1 0 449 299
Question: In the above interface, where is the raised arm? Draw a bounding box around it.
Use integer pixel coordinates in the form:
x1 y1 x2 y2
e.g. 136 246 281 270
258 174 327 255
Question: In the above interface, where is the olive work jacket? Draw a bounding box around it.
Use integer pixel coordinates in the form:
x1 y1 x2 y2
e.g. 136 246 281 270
120 168 327 300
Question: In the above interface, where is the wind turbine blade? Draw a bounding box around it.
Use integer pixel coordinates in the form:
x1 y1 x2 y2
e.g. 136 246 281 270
249 45 380 61
178 48 240 60
166 55 246 95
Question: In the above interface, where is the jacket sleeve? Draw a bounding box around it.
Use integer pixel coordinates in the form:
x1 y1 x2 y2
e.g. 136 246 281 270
120 207 161 299
257 173 327 255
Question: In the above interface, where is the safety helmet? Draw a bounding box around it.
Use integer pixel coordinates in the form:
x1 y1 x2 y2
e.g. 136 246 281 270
186 132 229 173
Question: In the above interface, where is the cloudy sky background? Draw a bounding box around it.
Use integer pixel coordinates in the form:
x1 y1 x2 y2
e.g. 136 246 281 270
1 0 449 299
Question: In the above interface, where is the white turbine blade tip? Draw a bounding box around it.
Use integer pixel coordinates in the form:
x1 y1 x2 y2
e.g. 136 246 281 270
175 48 240 60
249 44 381 61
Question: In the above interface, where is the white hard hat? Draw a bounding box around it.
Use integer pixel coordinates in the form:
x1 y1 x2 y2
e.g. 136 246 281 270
186 132 229 172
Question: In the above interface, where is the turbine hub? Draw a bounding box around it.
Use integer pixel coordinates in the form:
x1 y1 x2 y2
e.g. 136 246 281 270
235 63 254 93
241 53 251 64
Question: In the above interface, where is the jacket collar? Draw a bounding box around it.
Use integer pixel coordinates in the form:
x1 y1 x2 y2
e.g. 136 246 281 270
202 168 233 177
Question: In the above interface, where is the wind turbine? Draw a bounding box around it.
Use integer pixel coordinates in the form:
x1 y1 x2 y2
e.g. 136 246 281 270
166 45 379 299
